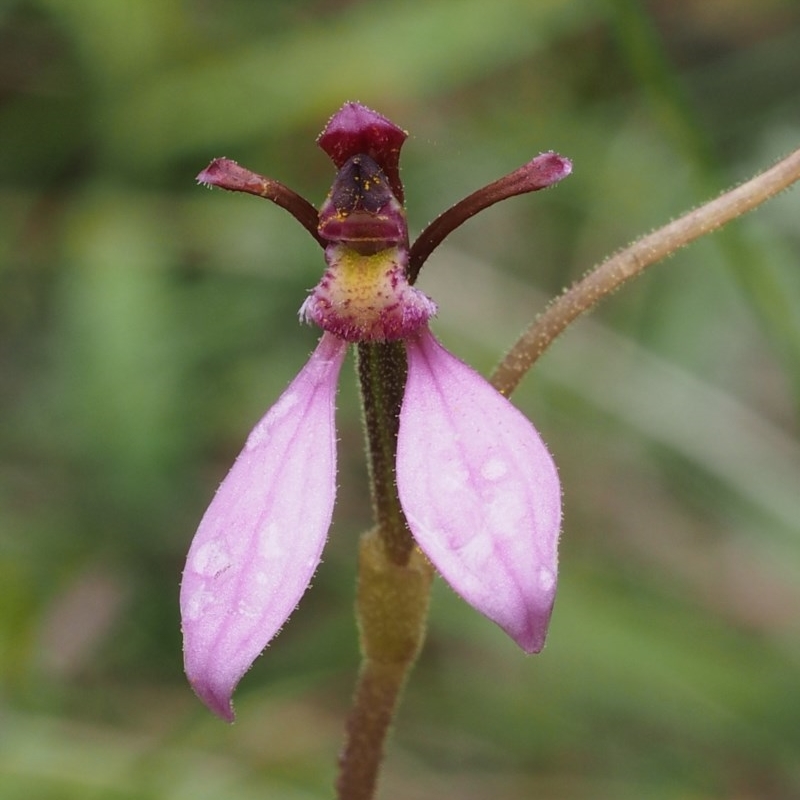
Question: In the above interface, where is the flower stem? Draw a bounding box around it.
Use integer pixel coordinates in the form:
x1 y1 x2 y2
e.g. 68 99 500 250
491 145 800 397
355 341 415 566
337 346 434 799
336 532 433 800
336 660 406 800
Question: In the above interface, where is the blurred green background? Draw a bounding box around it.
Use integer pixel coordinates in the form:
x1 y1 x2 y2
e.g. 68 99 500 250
2 0 799 797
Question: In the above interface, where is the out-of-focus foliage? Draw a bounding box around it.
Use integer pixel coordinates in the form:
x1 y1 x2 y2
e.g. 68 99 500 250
1 0 799 797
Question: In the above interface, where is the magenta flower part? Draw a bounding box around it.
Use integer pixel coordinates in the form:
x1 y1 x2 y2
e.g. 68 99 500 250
181 333 346 721
397 327 560 652
184 102 571 719
317 101 408 203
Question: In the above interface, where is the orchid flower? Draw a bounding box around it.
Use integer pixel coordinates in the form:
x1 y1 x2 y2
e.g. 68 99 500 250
181 102 571 720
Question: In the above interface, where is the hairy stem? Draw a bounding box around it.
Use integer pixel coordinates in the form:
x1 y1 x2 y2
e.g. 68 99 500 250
338 346 434 799
337 661 406 800
336 533 433 800
355 341 415 565
491 146 800 397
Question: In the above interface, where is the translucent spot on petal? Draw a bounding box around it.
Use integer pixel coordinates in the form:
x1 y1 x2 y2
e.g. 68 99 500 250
184 589 214 622
237 600 259 619
258 521 286 562
441 463 469 496
538 567 556 593
458 531 493 569
245 393 299 450
192 541 232 577
486 489 526 537
481 457 508 482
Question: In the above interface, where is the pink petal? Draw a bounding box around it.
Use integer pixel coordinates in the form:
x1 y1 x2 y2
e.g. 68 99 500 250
180 333 347 720
397 328 561 652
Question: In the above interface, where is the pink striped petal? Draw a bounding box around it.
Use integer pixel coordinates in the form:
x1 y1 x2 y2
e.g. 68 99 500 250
180 333 347 720
397 328 561 652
